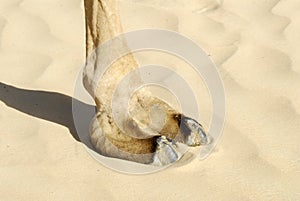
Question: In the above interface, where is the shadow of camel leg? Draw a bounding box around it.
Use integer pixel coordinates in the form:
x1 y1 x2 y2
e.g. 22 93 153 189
0 82 96 146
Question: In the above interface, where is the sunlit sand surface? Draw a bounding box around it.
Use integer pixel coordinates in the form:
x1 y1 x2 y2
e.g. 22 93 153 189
0 0 300 200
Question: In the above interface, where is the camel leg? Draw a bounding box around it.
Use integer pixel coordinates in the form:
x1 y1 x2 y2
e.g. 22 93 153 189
83 0 207 165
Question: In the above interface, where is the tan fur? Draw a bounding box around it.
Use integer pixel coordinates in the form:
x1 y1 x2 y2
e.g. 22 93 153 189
83 0 182 163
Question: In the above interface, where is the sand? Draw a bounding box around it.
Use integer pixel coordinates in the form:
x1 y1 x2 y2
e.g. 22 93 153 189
0 0 300 200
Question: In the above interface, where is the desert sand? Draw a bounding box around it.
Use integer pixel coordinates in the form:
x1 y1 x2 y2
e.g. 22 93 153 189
0 0 300 200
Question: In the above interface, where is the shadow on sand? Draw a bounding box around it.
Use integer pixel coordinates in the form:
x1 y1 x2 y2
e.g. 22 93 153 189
0 82 96 147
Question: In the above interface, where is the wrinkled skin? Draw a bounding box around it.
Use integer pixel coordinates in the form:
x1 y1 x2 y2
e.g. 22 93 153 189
83 0 208 165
